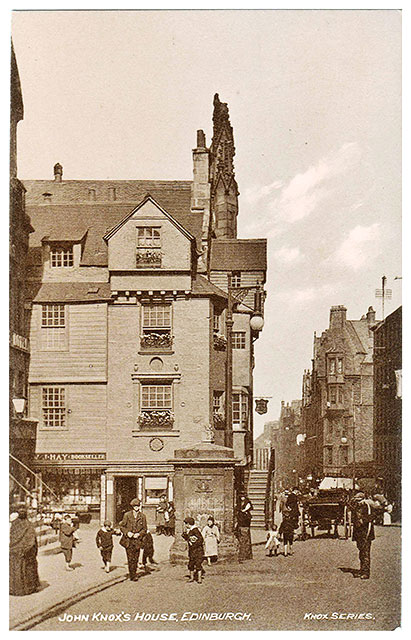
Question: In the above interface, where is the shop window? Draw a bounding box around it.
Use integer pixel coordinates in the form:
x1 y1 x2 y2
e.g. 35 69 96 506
233 392 248 429
42 387 66 428
50 245 74 267
41 304 66 350
144 476 168 504
232 331 246 349
141 304 172 350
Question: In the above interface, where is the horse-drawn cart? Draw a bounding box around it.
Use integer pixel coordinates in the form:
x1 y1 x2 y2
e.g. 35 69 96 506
302 478 354 539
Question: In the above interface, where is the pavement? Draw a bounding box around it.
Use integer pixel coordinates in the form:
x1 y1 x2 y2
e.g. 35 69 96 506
9 522 264 630
9 521 401 631
31 524 401 632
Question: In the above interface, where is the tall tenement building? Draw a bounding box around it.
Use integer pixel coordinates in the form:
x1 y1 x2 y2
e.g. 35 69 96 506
371 306 402 515
9 44 37 505
22 94 267 525
301 305 377 482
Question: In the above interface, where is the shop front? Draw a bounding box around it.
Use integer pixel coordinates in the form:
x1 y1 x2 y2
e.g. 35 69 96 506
106 470 173 526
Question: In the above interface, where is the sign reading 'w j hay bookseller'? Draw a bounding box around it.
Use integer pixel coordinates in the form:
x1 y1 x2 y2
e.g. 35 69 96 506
34 453 107 461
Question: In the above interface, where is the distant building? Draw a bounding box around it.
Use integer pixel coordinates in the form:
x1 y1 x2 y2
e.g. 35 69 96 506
9 44 37 506
302 305 377 482
254 420 279 470
275 400 303 489
371 306 402 513
23 94 267 524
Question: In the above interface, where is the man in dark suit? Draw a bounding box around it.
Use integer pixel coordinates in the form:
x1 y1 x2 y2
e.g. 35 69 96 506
351 491 382 580
119 498 147 581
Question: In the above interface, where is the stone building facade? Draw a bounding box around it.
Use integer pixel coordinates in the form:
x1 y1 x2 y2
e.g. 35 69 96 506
302 305 377 482
9 44 37 505
275 400 304 490
372 306 402 513
23 95 267 525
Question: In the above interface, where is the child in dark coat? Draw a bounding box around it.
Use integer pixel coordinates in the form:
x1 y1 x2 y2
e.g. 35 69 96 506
96 520 119 573
59 514 79 571
279 509 294 556
141 527 157 570
182 516 204 583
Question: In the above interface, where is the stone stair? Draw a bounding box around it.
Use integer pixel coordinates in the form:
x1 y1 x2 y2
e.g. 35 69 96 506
248 469 268 529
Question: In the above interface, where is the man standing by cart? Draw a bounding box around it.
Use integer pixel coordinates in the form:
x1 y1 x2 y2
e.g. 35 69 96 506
351 491 381 580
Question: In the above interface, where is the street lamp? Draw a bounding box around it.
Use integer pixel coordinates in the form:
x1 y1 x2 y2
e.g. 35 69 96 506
12 397 26 416
225 275 265 448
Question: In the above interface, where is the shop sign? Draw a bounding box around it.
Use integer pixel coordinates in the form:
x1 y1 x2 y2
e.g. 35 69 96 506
35 452 106 461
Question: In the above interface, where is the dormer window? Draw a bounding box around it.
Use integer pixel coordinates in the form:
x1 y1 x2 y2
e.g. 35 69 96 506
136 227 161 267
50 245 74 267
231 271 241 288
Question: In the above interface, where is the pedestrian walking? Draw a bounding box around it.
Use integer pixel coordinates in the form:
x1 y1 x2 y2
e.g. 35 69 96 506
9 508 40 595
265 524 280 557
155 495 168 535
119 498 147 581
237 494 253 562
59 514 79 571
350 491 382 580
96 520 119 573
202 516 220 565
279 508 294 556
182 516 204 583
286 487 300 530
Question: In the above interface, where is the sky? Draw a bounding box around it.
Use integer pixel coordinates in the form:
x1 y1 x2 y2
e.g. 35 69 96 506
11 9 402 437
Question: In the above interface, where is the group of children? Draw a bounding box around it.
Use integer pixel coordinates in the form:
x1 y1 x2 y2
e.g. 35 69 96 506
265 508 296 557
55 515 156 573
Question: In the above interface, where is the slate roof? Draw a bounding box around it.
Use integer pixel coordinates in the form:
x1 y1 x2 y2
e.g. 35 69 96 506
28 282 112 303
24 180 202 266
192 275 228 300
209 238 267 271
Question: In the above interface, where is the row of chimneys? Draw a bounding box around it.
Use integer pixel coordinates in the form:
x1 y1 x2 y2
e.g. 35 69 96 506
329 304 376 327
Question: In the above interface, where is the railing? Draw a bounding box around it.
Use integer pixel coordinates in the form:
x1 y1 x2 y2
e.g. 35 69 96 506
254 447 270 470
138 410 174 430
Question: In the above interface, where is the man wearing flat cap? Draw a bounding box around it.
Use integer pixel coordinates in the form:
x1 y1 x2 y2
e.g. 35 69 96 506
119 498 147 580
351 491 382 580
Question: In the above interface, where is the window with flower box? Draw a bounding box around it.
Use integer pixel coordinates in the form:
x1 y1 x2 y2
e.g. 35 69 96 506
138 383 174 430
42 386 66 428
140 304 173 351
41 304 67 350
136 227 162 267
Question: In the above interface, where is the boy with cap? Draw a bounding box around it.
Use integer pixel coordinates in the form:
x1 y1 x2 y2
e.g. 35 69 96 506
182 517 204 583
96 520 119 573
119 498 147 581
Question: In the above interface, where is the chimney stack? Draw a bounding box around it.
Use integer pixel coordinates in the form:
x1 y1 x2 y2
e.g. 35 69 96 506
329 305 347 329
366 306 376 324
54 162 63 182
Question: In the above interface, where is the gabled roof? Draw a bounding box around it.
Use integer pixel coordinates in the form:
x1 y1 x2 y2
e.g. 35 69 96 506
25 180 203 266
210 238 267 271
103 195 196 243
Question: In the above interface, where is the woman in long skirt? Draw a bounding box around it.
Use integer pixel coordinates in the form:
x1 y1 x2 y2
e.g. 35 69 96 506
237 495 253 562
10 508 40 595
202 516 220 565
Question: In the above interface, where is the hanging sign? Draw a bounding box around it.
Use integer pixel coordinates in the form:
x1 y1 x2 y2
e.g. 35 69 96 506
255 398 269 415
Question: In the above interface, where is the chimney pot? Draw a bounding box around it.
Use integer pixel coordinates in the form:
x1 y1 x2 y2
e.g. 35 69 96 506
329 305 347 329
196 129 206 148
366 306 376 323
54 163 63 182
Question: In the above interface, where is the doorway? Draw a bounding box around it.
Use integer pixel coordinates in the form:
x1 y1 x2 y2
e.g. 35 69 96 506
115 476 137 524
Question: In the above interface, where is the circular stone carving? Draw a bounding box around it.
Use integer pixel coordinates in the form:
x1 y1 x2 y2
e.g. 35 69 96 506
149 357 164 371
149 437 164 452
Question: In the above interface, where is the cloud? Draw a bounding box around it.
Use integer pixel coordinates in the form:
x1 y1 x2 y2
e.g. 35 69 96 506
276 284 334 304
273 245 302 264
335 223 381 269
